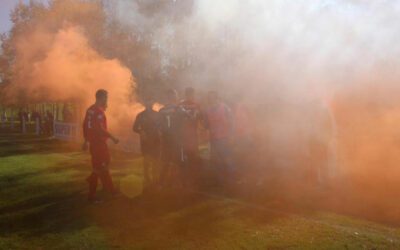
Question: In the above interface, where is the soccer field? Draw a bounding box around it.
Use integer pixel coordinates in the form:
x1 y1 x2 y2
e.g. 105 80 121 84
1 134 400 250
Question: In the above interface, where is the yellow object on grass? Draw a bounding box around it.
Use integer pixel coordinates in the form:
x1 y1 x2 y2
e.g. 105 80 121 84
119 174 143 198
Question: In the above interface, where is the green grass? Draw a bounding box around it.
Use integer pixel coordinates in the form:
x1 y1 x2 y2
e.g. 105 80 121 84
1 134 400 249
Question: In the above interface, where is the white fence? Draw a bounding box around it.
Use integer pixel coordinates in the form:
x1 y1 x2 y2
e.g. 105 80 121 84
53 121 80 141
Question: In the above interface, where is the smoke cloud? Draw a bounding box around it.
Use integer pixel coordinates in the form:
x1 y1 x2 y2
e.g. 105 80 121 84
109 0 400 220
4 25 140 132
2 0 400 221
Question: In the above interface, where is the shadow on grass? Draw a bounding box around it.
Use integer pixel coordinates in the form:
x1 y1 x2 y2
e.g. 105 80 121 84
90 191 271 248
0 182 88 237
0 158 89 189
0 135 91 238
0 138 80 157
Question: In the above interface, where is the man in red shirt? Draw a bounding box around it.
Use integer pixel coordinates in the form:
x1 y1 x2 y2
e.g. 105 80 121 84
204 91 235 184
82 89 119 202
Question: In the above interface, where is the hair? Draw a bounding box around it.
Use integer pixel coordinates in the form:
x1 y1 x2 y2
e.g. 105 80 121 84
95 89 108 100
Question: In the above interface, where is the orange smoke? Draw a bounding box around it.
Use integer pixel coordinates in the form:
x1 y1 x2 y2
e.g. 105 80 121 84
325 76 400 221
3 25 142 133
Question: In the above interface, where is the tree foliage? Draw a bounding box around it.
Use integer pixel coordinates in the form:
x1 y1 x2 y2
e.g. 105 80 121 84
0 0 199 105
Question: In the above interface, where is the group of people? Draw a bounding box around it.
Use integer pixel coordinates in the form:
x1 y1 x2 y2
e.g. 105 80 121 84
13 104 78 135
135 88 237 188
82 88 245 202
16 109 54 135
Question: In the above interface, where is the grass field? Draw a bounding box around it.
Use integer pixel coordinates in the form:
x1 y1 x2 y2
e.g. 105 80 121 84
1 133 400 249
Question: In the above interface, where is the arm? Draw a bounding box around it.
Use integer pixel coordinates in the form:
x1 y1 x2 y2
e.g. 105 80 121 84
98 122 119 144
96 123 110 137
92 112 119 144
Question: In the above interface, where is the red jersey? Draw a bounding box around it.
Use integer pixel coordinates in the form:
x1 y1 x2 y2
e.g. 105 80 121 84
83 104 109 144
206 103 233 141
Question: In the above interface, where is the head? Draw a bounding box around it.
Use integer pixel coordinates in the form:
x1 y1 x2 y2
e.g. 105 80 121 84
95 89 108 109
185 87 195 102
166 88 178 104
208 91 219 107
143 99 154 110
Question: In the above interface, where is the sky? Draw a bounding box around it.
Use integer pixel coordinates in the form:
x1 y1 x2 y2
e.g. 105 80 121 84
0 0 48 34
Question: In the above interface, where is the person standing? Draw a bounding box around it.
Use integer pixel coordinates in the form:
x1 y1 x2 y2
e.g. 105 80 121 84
158 89 187 188
204 91 235 184
82 89 119 202
31 109 42 135
18 109 28 134
179 87 203 186
133 99 161 189
0 110 7 129
45 111 54 135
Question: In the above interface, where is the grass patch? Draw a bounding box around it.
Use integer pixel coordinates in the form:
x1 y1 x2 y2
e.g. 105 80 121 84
0 134 400 249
